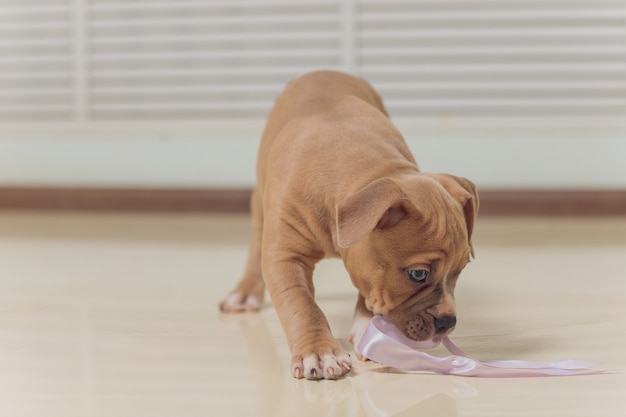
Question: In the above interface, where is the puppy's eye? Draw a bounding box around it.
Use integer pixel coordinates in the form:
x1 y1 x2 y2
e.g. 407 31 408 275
407 269 429 283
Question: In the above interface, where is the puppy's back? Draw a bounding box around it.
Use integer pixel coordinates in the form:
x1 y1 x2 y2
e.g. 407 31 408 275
281 70 387 117
256 70 415 203
259 71 388 144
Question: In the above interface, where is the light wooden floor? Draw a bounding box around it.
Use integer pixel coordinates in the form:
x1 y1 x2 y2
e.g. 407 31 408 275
1 212 625 417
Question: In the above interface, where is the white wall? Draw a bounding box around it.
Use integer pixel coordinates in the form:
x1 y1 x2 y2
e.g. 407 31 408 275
1 116 624 190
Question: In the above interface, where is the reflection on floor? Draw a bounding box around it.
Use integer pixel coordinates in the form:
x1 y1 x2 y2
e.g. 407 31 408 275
0 213 624 417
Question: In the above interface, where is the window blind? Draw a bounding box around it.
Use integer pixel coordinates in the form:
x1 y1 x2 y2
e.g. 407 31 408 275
0 1 74 121
358 0 626 116
1 0 624 123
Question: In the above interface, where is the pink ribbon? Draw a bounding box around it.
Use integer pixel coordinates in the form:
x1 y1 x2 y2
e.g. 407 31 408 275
358 316 606 377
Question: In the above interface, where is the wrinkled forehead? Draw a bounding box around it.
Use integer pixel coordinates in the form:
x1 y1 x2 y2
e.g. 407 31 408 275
374 201 471 266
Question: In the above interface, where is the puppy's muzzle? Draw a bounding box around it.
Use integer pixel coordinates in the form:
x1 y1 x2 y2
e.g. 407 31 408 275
434 315 457 334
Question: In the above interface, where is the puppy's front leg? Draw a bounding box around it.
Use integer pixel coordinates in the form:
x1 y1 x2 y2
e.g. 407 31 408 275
264 254 352 380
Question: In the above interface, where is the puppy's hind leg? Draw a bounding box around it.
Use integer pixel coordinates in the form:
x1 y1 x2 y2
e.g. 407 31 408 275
348 294 373 360
220 189 266 312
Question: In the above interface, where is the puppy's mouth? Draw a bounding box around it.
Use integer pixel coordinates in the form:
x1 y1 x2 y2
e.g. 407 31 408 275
405 315 432 341
388 313 456 342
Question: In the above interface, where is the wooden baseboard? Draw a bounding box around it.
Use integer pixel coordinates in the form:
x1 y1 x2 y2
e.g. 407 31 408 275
477 190 626 216
0 187 625 216
0 187 252 213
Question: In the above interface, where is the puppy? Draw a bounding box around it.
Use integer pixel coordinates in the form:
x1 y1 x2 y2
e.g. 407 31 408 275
220 70 478 380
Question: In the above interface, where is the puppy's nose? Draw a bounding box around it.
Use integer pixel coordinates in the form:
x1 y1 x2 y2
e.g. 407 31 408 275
434 315 457 334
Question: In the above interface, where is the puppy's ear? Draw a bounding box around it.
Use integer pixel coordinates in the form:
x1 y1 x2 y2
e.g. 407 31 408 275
336 177 407 248
431 174 480 257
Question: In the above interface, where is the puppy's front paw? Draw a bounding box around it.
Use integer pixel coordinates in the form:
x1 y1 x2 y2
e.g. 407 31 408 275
219 291 262 313
291 340 352 380
219 277 265 313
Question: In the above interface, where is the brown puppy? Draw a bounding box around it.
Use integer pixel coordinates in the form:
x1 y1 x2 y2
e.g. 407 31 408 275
220 70 478 380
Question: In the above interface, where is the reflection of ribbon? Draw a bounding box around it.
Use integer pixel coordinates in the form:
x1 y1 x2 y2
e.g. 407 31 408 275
359 316 606 377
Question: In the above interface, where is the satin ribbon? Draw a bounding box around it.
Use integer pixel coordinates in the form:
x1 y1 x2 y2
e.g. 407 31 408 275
358 316 605 377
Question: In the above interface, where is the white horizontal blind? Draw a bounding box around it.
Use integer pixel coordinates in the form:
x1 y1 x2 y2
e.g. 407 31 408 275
0 0 624 122
0 0 74 121
89 0 342 120
359 0 626 116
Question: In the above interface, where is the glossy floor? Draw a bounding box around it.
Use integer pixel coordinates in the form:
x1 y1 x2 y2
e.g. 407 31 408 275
1 212 625 417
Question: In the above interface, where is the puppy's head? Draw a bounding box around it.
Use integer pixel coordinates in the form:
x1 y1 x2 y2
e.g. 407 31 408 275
336 174 478 341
